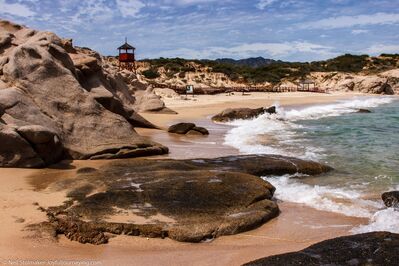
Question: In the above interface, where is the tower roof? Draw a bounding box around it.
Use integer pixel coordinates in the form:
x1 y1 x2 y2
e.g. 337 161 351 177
118 40 135 50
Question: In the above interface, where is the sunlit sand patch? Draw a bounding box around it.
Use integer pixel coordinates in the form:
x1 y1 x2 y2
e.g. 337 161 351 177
104 207 176 225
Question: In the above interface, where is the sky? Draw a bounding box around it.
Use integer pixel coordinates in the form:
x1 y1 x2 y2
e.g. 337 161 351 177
1 0 399 61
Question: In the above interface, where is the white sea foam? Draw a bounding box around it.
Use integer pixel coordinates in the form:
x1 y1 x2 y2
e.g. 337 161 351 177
263 175 382 218
264 174 399 233
225 96 398 233
224 96 396 160
352 208 399 234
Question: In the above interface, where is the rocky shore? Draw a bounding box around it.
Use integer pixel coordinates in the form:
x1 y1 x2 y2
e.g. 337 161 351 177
29 155 331 244
1 19 398 266
245 232 399 266
0 20 168 168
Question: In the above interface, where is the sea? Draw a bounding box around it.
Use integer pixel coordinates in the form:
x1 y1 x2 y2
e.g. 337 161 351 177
223 96 399 233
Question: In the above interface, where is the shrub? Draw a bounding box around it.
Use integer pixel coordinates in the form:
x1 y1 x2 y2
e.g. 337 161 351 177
142 68 160 79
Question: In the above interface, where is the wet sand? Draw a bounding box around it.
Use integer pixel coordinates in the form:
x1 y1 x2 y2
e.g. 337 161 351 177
0 92 370 266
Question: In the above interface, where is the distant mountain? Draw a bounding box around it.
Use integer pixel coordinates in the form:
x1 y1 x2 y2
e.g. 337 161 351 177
215 57 280 68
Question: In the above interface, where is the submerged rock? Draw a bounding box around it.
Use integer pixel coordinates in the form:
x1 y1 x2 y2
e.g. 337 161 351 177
382 191 399 208
212 106 276 122
357 108 372 113
31 155 331 244
245 232 399 266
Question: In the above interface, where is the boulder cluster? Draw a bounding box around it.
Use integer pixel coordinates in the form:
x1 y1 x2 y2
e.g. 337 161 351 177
0 20 168 167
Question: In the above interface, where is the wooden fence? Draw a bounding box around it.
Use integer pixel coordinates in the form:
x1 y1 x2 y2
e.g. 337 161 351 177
149 82 327 94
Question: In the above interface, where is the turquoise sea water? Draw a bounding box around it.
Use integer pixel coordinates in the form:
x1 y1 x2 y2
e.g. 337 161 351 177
298 98 399 191
224 96 399 233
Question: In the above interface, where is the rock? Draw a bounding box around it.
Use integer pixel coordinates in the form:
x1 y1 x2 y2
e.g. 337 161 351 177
134 87 166 112
303 71 398 95
382 191 399 208
17 125 64 165
244 232 399 266
0 124 44 168
191 126 209 135
31 155 331 244
17 125 59 144
357 108 372 113
168 123 196 134
212 106 276 122
153 88 179 98
0 20 167 167
168 123 209 136
89 87 157 129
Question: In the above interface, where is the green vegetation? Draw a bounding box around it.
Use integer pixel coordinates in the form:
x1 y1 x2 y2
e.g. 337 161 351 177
140 54 398 84
142 68 160 79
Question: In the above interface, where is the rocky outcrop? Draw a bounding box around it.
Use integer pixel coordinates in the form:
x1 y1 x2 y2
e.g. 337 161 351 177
134 86 166 112
302 70 399 95
244 232 399 266
0 20 167 167
212 106 276 122
31 155 331 244
382 191 399 208
168 123 209 135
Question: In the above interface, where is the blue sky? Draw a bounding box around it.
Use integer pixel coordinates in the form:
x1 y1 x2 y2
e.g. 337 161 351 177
1 0 399 61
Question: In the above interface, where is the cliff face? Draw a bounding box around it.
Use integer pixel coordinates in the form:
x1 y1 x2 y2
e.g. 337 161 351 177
302 70 398 94
132 56 399 95
0 20 167 168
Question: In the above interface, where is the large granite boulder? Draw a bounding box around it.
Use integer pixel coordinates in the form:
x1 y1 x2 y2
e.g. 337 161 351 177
382 191 399 208
133 86 177 114
31 155 332 244
212 106 276 122
0 124 44 167
16 125 63 165
0 20 167 167
245 232 399 266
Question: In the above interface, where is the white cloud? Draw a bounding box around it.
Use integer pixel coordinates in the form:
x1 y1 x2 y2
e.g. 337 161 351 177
0 0 35 17
351 29 369 35
256 0 278 10
299 12 399 29
365 44 399 55
116 0 145 17
150 41 338 60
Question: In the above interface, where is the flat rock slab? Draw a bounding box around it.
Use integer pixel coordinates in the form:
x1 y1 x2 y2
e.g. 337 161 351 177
245 232 399 266
31 155 332 244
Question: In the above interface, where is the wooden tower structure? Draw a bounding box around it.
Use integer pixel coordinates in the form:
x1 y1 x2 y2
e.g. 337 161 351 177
118 38 136 73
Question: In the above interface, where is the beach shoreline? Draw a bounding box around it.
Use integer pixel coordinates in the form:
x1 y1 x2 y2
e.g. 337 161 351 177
0 92 382 266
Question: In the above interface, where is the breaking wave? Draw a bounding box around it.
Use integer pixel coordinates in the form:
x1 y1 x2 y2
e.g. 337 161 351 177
224 96 395 160
223 96 398 233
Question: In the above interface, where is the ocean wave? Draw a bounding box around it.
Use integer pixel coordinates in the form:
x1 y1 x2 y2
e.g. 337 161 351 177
263 174 382 218
226 97 398 233
264 174 399 234
224 96 396 160
352 208 399 234
282 96 395 121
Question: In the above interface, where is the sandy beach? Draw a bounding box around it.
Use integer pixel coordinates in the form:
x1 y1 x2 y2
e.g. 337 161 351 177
0 91 372 266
